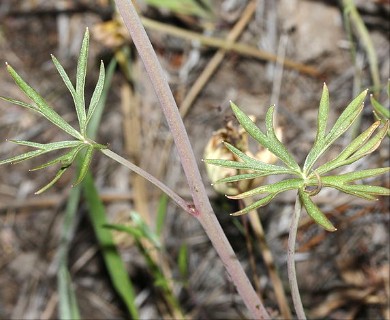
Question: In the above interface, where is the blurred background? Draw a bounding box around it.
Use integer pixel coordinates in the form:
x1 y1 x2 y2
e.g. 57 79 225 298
0 0 389 319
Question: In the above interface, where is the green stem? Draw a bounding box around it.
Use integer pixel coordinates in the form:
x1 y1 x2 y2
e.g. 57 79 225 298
288 192 306 319
101 148 191 214
113 1 270 318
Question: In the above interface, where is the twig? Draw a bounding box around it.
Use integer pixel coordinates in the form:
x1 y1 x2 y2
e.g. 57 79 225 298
141 17 320 77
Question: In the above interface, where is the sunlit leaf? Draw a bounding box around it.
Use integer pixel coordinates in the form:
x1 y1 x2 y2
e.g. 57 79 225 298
6 64 83 140
299 189 336 231
227 178 304 200
265 106 301 171
75 28 89 135
86 61 105 126
73 145 94 186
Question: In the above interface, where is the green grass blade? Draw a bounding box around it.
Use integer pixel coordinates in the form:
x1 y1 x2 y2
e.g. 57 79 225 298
299 189 337 232
86 61 105 126
83 173 139 318
57 185 81 320
6 64 83 140
58 265 81 320
75 29 89 135
104 223 144 239
156 194 168 237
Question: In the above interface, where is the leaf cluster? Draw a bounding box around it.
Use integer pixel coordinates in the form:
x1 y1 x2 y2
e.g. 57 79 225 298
0 29 106 193
205 84 390 231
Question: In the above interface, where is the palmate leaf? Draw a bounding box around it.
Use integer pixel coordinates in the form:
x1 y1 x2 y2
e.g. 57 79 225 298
315 120 389 175
303 88 367 173
30 144 86 171
0 28 108 193
206 85 389 232
5 64 83 140
230 102 301 172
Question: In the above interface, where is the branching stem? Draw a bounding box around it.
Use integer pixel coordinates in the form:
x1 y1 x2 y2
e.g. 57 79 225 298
288 192 306 319
101 148 191 215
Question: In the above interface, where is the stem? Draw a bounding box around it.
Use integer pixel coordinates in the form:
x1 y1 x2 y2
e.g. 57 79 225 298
288 192 306 319
114 1 270 318
101 148 191 215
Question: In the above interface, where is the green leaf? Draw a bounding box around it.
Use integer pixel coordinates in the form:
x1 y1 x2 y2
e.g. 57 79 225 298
0 149 46 165
156 194 168 237
230 101 300 172
6 64 83 140
315 83 330 143
265 106 301 171
215 172 281 184
104 223 144 239
228 178 304 199
316 121 388 175
72 145 94 186
303 89 367 173
83 173 139 318
204 158 277 172
321 167 390 184
326 89 367 144
35 166 69 194
223 142 294 174
86 61 105 126
370 94 390 119
51 54 77 102
299 189 337 232
75 28 89 135
0 96 40 113
30 144 85 171
230 194 276 216
11 140 81 150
